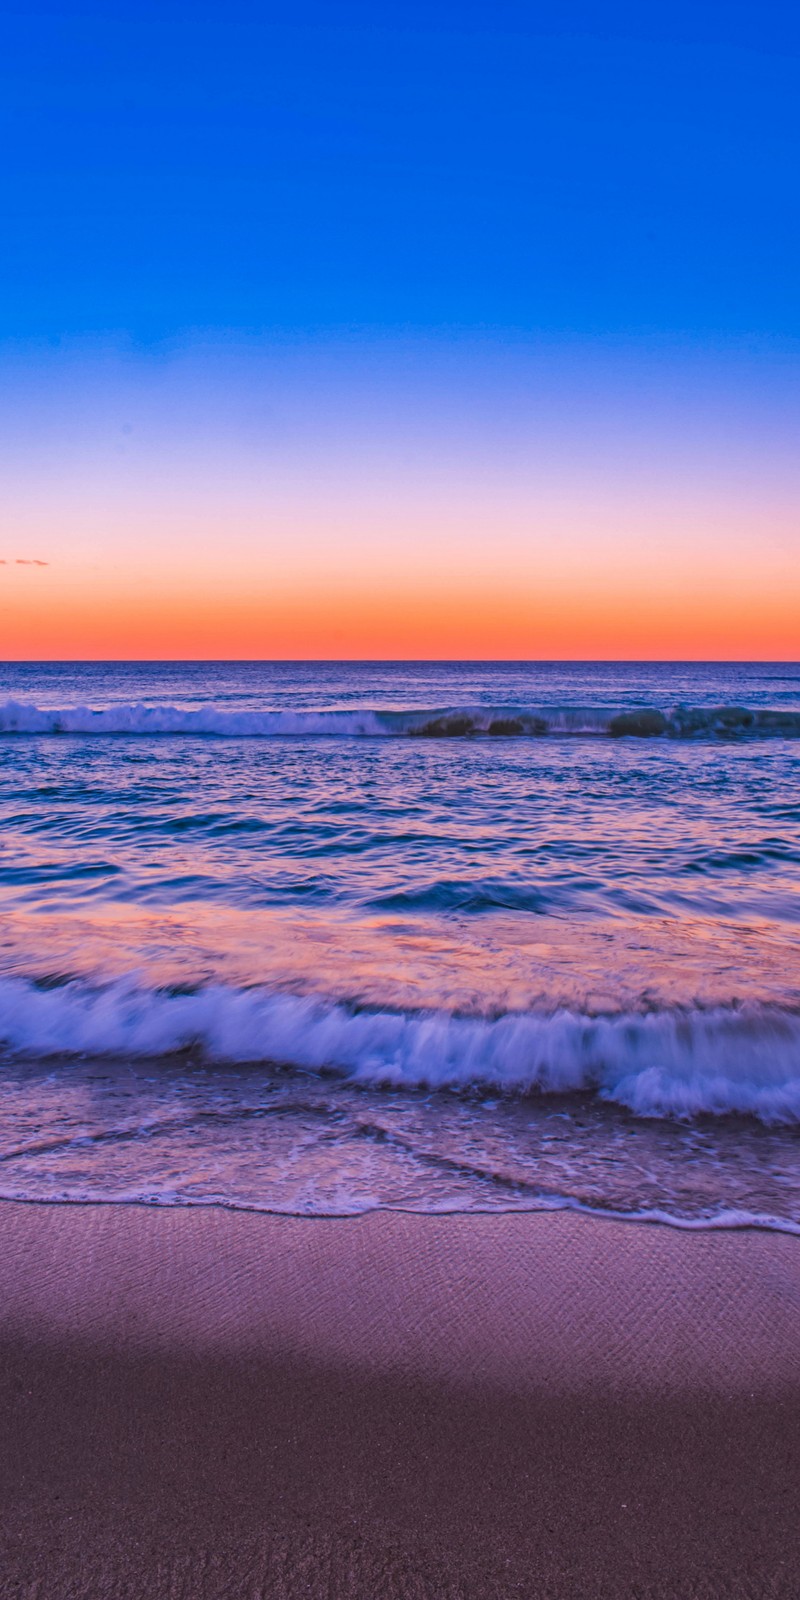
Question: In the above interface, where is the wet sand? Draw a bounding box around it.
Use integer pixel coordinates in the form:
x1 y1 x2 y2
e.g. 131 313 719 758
1 1202 799 1598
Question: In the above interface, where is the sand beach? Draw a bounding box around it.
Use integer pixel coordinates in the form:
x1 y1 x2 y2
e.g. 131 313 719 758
1 1202 799 1598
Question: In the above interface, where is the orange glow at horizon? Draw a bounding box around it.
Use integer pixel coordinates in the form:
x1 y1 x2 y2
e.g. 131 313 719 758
3 337 799 663
2 570 798 660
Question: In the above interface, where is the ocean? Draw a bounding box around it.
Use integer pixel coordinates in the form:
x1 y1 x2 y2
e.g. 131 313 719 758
0 660 798 1230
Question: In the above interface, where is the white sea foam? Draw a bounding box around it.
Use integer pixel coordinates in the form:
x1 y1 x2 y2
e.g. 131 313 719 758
0 698 386 738
0 1183 795 1234
1 976 798 1122
1 699 798 739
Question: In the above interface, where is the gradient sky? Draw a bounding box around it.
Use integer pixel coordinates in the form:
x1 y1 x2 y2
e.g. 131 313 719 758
1 0 798 658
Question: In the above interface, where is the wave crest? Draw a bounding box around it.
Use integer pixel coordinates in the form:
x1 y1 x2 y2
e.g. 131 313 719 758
0 697 799 740
1 976 798 1123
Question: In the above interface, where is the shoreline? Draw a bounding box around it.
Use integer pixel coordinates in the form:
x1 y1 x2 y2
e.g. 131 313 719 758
2 1202 799 1597
2 1191 800 1237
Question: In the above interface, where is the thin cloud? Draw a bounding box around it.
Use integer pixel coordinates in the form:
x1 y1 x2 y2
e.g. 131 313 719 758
11 559 49 566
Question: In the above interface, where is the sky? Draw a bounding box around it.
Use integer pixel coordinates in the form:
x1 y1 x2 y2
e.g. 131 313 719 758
1 0 798 659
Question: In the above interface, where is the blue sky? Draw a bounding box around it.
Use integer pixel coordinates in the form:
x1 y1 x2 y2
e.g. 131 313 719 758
1 1 798 657
3 0 799 347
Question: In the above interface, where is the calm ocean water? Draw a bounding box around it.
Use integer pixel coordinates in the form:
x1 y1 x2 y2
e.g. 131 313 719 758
1 661 799 1229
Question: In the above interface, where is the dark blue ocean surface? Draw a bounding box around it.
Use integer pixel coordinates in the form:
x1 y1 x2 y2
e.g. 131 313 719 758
0 662 798 1227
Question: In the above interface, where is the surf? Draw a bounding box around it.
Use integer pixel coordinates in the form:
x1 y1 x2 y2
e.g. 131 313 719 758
2 698 800 739
1 975 799 1123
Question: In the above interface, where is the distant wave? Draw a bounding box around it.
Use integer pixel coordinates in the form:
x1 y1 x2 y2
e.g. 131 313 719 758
1 699 799 739
1 976 799 1122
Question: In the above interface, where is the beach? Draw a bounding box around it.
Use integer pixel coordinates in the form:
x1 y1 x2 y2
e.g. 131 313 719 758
2 663 800 1596
2 1201 799 1598
5 0 800 1577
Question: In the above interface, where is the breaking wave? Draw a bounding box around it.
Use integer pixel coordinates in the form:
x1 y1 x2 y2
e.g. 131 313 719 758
1 697 800 739
1 975 799 1123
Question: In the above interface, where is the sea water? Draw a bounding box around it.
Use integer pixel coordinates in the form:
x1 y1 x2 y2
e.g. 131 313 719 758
0 660 798 1228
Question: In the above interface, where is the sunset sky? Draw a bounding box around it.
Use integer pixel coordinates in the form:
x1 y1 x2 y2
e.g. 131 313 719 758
2 0 798 659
